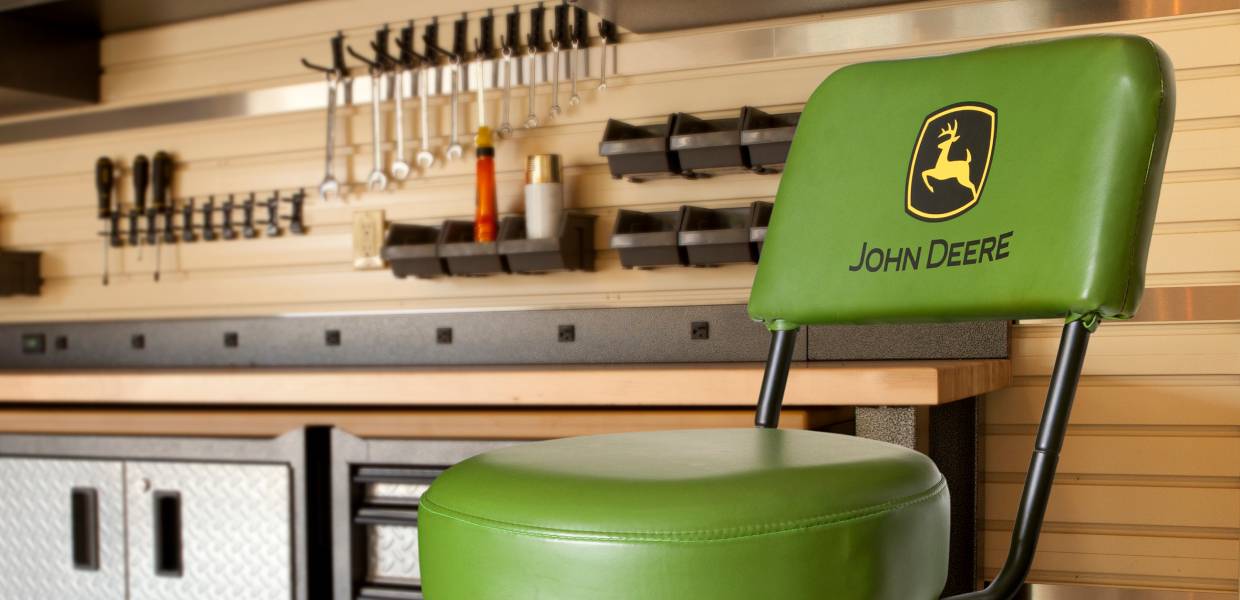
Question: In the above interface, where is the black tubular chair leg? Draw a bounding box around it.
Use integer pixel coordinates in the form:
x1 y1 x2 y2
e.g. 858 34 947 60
754 328 799 429
944 319 1092 600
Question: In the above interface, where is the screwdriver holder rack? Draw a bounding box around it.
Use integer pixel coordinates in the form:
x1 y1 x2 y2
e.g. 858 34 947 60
382 212 596 279
610 201 772 269
99 191 307 248
601 108 801 182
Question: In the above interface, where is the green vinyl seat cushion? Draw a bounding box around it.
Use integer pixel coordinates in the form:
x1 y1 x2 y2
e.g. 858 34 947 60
418 429 950 599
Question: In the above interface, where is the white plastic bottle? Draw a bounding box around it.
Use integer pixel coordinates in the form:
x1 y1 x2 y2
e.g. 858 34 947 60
524 154 563 239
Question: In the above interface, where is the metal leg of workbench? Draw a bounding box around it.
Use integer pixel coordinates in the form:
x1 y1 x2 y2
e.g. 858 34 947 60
855 399 981 596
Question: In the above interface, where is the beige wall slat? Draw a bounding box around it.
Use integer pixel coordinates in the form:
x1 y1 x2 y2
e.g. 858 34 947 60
985 434 1240 478
1011 323 1240 377
986 379 1240 426
984 483 1240 529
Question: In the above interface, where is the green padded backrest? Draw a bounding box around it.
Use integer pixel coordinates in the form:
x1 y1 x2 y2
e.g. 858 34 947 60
748 35 1175 329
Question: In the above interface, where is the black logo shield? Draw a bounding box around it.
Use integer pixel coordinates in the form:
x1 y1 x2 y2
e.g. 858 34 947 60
905 102 996 221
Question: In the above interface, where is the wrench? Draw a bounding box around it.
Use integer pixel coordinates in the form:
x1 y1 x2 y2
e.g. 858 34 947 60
445 58 464 161
524 46 539 128
569 39 582 106
475 54 486 128
318 72 341 200
597 34 609 92
499 48 514 137
415 65 435 169
549 41 562 119
390 70 411 181
366 71 388 191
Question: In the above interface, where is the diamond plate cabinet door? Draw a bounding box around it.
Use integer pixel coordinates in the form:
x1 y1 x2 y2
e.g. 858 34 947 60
0 458 127 600
126 461 293 600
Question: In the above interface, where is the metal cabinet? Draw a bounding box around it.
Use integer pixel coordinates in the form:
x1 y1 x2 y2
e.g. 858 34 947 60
0 458 127 600
0 433 313 600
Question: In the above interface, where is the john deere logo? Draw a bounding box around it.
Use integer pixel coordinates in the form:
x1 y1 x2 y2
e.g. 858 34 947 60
905 102 996 221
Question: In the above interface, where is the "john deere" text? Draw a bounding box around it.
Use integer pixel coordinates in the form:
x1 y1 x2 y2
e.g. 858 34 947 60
847 231 1013 273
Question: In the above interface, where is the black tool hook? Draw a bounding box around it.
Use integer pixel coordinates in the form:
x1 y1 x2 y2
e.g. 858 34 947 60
398 21 427 69
348 25 390 73
552 0 570 49
527 2 547 55
423 16 459 66
301 31 348 79
598 19 618 44
500 5 520 57
475 9 496 60
571 6 588 48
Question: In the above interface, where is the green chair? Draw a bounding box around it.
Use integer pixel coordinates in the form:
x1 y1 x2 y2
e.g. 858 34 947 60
418 35 1174 599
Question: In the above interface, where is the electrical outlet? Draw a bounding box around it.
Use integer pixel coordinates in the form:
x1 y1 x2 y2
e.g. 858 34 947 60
352 209 386 270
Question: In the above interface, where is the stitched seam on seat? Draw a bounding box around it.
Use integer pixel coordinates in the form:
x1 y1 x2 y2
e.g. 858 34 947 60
420 478 947 543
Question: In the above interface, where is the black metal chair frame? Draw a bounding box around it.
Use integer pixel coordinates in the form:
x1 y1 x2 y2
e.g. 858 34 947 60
755 320 1091 600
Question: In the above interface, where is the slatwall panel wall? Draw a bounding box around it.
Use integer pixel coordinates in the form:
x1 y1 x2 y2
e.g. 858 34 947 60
0 0 1235 592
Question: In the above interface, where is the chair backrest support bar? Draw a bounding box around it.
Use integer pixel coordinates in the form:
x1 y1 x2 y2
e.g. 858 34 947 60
753 328 799 428
943 319 1091 600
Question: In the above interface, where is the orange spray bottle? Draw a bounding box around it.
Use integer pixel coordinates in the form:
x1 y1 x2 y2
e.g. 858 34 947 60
474 126 498 242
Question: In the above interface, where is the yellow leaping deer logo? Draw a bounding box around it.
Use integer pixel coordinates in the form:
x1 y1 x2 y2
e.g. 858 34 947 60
905 102 996 222
920 120 978 201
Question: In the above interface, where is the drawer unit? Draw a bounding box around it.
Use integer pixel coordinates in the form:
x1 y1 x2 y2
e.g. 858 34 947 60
331 431 522 600
0 431 317 600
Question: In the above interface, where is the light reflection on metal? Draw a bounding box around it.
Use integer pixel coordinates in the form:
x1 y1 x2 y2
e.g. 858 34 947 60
1131 284 1240 322
1021 582 1235 600
0 0 1235 145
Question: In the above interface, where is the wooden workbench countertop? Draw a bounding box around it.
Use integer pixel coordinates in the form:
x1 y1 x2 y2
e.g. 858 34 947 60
0 360 1010 407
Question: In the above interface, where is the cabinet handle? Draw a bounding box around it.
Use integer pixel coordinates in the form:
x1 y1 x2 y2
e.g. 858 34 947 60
70 487 99 571
153 491 183 577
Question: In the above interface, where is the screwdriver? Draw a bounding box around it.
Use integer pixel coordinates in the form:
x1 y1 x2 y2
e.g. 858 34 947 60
95 157 115 286
151 151 172 283
132 155 148 257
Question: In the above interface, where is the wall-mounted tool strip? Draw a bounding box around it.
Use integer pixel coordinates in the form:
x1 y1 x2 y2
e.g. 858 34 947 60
93 155 308 286
601 107 800 182
382 212 596 279
611 201 772 269
0 306 1007 369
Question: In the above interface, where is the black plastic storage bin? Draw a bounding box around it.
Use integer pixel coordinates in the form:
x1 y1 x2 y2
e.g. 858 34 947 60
598 116 682 182
439 220 508 276
740 107 800 173
0 250 40 296
749 201 773 255
679 205 759 266
669 111 747 175
382 224 446 279
611 208 688 269
498 213 598 274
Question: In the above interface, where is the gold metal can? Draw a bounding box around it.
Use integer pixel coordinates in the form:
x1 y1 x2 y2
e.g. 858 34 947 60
525 154 562 185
